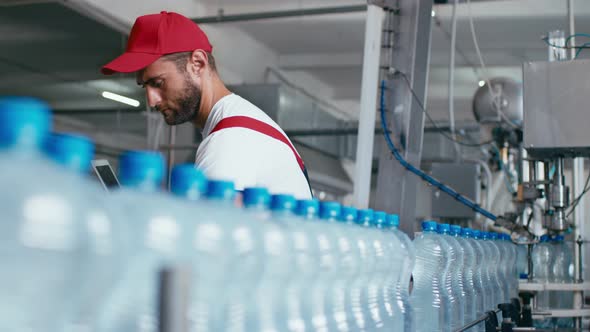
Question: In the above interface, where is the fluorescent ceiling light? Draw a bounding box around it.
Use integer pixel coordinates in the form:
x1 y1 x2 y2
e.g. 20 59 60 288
478 80 486 87
101 91 140 107
431 10 436 17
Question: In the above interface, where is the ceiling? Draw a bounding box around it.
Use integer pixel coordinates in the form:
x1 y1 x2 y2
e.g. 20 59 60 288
1 0 590 129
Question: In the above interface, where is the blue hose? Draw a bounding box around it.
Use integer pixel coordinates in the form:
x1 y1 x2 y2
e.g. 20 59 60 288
378 80 498 222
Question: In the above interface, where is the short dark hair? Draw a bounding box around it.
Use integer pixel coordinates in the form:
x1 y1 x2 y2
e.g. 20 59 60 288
162 51 217 73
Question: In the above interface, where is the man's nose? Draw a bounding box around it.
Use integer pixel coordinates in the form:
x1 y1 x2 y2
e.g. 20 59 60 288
145 86 162 109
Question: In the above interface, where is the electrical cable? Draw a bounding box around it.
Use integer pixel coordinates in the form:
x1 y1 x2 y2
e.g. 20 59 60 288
566 171 590 219
379 79 497 222
448 0 460 159
397 72 493 148
565 33 590 47
575 42 590 59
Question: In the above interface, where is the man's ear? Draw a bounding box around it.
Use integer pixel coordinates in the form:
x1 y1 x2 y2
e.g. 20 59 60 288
188 49 208 76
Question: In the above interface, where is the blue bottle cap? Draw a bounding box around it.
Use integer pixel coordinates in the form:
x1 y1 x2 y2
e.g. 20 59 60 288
437 223 451 234
356 209 374 226
206 180 235 201
319 201 341 220
473 230 482 239
119 150 165 189
490 232 499 240
44 133 94 173
482 232 491 240
340 206 358 223
0 97 51 150
450 225 461 236
539 234 550 243
388 214 400 228
296 199 320 219
243 187 270 208
170 164 207 199
519 273 529 280
422 220 438 232
554 235 565 242
461 228 473 238
270 194 297 212
372 211 387 227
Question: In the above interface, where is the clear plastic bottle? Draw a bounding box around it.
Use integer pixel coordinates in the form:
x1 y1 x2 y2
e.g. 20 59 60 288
270 194 315 332
490 233 507 304
43 133 120 332
242 187 288 332
480 232 502 311
387 214 415 332
532 234 553 329
507 235 520 300
459 228 478 327
371 211 402 330
329 204 359 332
470 230 488 332
551 235 574 328
0 97 92 332
412 220 448 332
498 234 518 300
294 199 330 331
436 224 460 332
515 236 530 281
350 209 380 331
97 151 188 332
448 225 469 328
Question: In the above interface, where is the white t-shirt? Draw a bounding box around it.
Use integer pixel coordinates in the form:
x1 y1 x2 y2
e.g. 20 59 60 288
195 93 312 199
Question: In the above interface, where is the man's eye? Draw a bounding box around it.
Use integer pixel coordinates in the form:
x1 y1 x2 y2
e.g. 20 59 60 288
154 80 163 88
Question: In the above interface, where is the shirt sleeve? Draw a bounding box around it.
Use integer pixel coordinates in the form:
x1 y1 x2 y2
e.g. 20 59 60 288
195 128 259 191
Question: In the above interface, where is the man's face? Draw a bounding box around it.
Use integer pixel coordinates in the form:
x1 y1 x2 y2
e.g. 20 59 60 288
138 57 201 125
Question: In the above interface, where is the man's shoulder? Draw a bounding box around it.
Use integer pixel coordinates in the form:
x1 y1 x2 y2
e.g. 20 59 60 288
217 93 277 125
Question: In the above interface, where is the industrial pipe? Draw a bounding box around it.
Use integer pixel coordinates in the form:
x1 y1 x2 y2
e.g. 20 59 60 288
193 5 366 24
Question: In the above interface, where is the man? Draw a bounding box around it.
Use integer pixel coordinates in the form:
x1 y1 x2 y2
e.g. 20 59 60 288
102 11 312 199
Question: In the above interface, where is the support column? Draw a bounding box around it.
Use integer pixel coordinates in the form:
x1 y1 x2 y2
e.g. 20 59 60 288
374 0 433 237
352 3 385 209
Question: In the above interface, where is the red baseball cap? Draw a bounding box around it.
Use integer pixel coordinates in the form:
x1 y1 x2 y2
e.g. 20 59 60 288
101 11 212 75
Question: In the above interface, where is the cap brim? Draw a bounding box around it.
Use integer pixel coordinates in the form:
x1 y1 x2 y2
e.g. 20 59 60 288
101 52 162 75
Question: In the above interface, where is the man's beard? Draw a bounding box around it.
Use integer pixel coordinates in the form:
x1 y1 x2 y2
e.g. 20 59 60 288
165 77 201 125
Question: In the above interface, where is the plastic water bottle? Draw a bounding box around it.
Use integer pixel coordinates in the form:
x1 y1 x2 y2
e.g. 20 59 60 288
448 225 469 328
0 97 95 332
436 224 460 331
496 234 514 302
516 240 529 280
489 233 507 303
295 199 335 331
98 151 188 332
320 202 357 332
349 209 380 331
459 228 478 326
551 235 574 328
242 187 289 332
387 214 415 332
201 180 264 332
339 206 362 332
270 194 315 332
470 230 488 332
480 232 501 311
532 234 552 328
43 133 122 331
504 234 520 300
412 220 448 332
372 211 402 330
